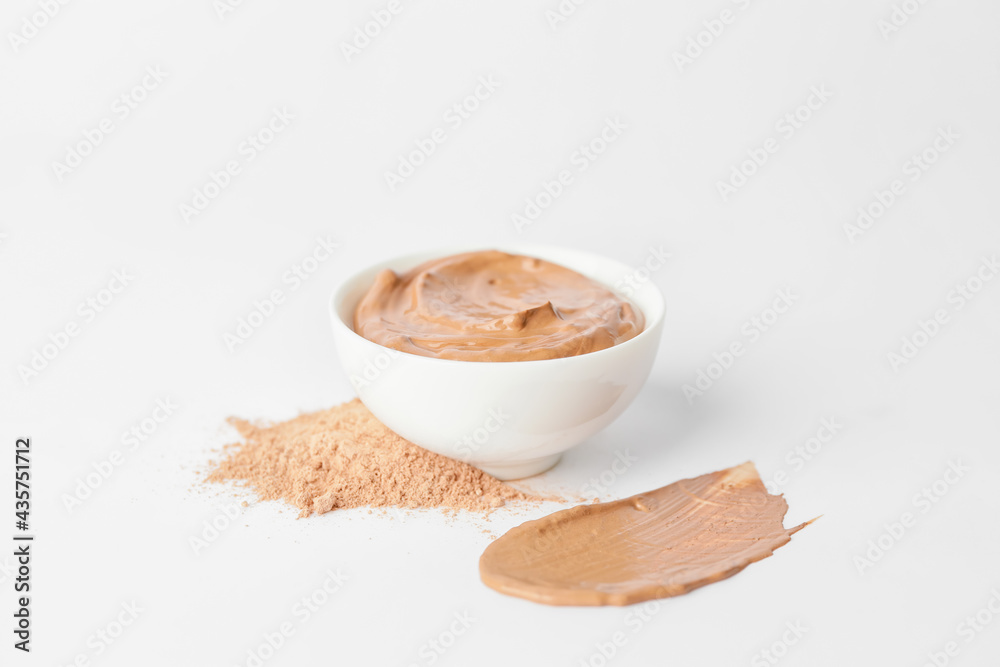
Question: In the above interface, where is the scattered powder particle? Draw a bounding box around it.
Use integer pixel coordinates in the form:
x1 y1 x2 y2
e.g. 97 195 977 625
207 398 538 517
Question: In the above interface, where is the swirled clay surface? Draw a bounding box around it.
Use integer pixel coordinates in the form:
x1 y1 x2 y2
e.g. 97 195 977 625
353 250 644 362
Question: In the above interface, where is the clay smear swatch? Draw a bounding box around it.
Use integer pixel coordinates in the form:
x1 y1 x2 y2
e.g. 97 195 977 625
480 462 810 606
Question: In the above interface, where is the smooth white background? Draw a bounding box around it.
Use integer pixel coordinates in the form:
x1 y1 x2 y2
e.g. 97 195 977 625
2 1 999 665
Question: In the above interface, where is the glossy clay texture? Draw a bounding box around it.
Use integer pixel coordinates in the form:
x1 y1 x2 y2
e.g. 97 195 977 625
479 462 810 605
353 250 644 361
330 245 665 479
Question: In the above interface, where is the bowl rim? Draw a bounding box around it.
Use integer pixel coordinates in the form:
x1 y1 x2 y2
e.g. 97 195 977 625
329 244 666 367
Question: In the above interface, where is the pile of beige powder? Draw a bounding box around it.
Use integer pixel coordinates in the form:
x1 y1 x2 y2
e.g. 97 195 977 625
207 398 537 516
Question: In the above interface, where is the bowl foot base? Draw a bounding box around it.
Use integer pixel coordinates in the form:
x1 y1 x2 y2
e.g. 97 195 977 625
477 454 562 481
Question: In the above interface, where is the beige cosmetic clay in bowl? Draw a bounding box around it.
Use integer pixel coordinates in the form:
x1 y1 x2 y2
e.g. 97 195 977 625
329 245 665 480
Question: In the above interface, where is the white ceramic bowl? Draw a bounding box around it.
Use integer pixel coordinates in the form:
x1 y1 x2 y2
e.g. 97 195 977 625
329 245 665 480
